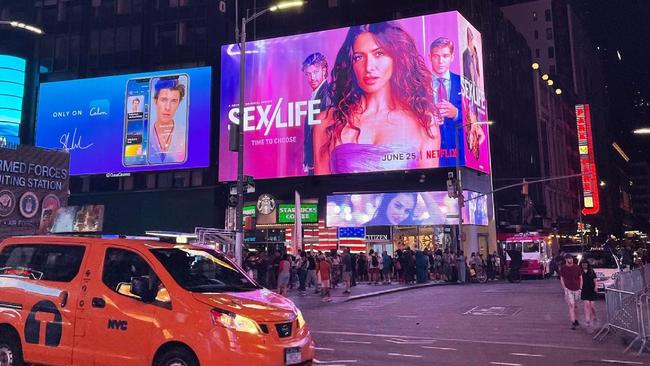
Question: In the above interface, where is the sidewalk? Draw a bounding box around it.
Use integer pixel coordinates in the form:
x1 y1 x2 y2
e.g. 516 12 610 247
285 279 453 309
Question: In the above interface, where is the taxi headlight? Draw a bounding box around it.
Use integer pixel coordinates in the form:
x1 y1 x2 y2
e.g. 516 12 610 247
210 308 259 334
296 309 306 329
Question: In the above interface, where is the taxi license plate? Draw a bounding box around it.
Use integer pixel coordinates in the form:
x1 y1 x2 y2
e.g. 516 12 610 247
285 347 301 365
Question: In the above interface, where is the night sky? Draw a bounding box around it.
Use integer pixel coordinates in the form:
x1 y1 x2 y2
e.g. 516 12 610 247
569 0 650 159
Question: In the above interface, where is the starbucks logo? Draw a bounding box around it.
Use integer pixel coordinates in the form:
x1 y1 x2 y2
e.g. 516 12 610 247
0 190 16 217
19 192 39 219
256 194 276 215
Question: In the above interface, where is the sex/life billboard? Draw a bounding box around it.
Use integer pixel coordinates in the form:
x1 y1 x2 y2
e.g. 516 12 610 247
576 104 599 215
0 144 70 240
36 67 211 176
218 11 490 181
326 190 488 228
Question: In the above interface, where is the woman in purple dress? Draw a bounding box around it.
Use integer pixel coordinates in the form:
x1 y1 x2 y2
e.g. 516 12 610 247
313 21 441 175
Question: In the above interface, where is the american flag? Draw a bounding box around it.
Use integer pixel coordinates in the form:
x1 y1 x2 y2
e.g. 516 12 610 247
338 227 366 252
286 219 338 252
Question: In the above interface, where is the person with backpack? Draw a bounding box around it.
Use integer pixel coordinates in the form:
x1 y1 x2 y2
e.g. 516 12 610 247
297 251 309 295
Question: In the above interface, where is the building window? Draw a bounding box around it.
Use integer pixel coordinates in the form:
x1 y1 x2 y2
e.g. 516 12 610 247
534 30 539 40
546 28 553 40
158 172 172 188
191 170 203 187
535 48 540 58
173 171 190 188
549 65 556 75
146 173 156 189
533 11 537 21
545 9 551 21
548 46 555 58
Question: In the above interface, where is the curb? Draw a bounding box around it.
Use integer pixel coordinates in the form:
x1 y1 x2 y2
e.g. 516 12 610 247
343 281 450 302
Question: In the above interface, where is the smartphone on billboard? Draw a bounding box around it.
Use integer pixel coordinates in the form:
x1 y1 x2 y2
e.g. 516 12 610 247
122 77 150 166
147 74 189 165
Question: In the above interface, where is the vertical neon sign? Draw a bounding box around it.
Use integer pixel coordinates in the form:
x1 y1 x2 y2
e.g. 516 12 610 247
576 104 599 215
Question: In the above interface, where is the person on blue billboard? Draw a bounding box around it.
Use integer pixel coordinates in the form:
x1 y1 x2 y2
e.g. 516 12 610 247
313 21 443 175
429 37 462 167
148 76 188 164
302 52 331 176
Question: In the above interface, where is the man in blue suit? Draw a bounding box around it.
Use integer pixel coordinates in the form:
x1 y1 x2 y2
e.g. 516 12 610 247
429 37 462 167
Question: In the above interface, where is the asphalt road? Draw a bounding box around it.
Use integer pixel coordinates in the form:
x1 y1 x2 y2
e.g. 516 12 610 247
301 279 647 366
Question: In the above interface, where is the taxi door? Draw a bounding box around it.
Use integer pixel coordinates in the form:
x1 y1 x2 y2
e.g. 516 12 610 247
7 243 88 366
73 246 157 366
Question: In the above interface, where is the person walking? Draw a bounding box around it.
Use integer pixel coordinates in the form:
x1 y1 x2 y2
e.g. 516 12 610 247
342 248 353 294
318 255 332 302
297 251 308 295
581 261 598 329
276 254 291 296
382 250 393 284
560 254 583 329
415 250 428 283
457 250 467 283
305 251 319 293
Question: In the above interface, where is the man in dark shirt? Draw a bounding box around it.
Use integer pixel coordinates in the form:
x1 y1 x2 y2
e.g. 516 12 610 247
341 248 352 294
560 254 583 329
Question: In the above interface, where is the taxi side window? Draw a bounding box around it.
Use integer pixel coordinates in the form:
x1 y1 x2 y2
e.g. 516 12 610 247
102 248 169 303
0 244 86 282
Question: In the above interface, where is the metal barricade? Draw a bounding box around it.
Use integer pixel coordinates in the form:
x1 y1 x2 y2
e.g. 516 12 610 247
595 265 650 355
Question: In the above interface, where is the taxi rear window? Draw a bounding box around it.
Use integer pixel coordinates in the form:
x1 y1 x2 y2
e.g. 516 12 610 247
0 244 85 282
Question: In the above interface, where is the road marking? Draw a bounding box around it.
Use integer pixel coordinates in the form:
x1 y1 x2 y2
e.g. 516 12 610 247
336 340 371 345
314 330 608 352
313 359 358 364
385 338 436 345
510 352 544 357
489 362 522 366
601 360 644 365
397 315 418 318
314 347 335 351
422 346 457 351
388 353 423 358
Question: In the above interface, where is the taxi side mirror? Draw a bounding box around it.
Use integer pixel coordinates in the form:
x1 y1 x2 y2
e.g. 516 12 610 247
131 276 155 303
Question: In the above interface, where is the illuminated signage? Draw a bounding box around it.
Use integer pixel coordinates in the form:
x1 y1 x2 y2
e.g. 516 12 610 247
218 11 490 181
36 67 211 175
576 104 599 215
0 55 26 145
278 203 318 224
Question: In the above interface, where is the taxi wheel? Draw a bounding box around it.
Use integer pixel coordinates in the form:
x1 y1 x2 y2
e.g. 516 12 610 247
0 333 23 366
154 347 198 366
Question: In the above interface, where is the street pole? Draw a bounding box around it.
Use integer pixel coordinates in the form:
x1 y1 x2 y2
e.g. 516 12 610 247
235 17 246 266
455 123 463 254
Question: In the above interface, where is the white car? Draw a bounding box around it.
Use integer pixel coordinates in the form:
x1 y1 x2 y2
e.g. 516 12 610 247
579 249 621 294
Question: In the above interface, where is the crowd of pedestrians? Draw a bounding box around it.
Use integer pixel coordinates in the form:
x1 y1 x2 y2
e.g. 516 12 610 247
242 246 510 302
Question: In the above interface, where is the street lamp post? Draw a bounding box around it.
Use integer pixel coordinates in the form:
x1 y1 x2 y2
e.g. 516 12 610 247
454 121 493 253
232 1 304 265
0 20 44 35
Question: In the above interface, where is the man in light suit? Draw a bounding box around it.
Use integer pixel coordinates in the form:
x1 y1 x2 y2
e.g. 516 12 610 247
429 37 462 167
301 53 330 175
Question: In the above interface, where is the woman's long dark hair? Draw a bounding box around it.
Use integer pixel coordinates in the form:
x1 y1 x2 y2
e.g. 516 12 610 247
366 192 418 226
322 21 438 156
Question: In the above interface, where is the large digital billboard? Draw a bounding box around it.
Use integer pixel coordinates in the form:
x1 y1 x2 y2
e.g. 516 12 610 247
576 104 599 215
0 55 26 146
326 190 487 227
36 67 211 175
219 11 490 181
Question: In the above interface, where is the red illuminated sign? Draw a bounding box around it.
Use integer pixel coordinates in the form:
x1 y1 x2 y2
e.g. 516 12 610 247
576 104 599 215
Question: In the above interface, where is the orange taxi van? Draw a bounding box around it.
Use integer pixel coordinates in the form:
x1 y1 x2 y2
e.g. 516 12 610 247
0 235 314 366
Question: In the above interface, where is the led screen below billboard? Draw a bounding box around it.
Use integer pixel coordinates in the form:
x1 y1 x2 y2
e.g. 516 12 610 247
36 67 211 175
219 11 490 181
327 190 487 227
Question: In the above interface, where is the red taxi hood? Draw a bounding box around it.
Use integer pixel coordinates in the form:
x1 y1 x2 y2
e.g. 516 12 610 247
192 289 298 322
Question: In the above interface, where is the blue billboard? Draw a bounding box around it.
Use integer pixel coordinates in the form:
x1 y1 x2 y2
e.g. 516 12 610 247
0 55 26 145
36 67 211 175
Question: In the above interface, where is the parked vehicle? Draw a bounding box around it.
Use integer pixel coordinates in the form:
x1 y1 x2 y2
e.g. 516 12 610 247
0 235 314 366
579 248 621 294
504 233 553 278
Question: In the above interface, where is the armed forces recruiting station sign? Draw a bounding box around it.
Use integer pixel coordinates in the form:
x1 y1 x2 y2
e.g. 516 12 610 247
0 144 70 240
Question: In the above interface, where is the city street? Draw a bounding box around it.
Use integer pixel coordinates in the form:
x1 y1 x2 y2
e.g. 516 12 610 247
300 280 646 366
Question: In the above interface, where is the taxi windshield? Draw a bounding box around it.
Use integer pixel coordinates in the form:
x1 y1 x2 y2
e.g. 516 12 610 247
151 248 260 293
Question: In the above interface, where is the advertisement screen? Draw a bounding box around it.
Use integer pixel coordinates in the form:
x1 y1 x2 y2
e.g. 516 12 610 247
326 190 487 227
36 67 211 175
0 55 26 146
45 205 105 234
219 11 490 181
